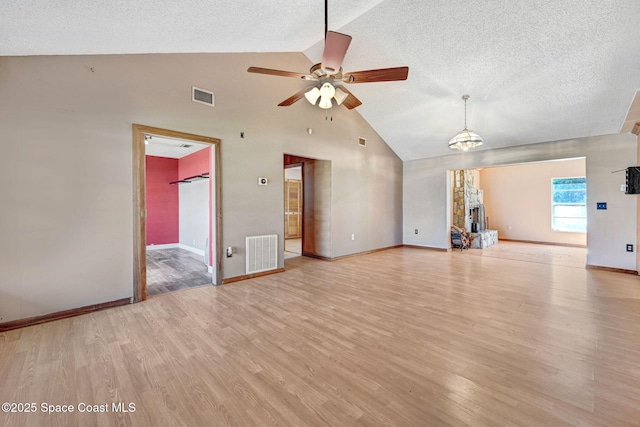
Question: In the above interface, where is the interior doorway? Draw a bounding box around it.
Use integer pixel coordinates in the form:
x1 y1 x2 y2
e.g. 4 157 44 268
283 154 332 260
145 136 212 296
132 124 221 302
284 164 303 259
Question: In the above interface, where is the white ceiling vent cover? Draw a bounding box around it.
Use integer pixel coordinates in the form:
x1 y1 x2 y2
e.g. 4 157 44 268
246 235 278 275
192 86 215 107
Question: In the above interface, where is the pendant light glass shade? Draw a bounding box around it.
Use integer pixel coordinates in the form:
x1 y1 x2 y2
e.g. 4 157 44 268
318 97 333 109
304 87 321 105
449 95 483 151
448 129 483 151
319 82 336 99
333 86 348 105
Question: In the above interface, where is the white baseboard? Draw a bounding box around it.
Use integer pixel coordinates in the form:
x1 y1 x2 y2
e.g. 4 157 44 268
146 243 179 251
178 243 205 257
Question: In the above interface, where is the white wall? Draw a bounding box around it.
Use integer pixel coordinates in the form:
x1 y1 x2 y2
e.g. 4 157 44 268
285 166 302 181
404 134 637 271
479 159 587 246
179 180 209 255
0 52 403 323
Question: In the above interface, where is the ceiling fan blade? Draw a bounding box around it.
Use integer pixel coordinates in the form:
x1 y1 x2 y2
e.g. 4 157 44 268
278 87 310 107
334 86 362 110
343 66 409 83
247 66 313 80
321 31 352 74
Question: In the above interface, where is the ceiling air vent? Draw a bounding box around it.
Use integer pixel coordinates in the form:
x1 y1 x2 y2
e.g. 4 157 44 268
179 144 192 148
192 86 214 107
358 137 367 147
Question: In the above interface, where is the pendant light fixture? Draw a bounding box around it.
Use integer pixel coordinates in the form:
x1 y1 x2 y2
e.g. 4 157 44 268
448 95 483 151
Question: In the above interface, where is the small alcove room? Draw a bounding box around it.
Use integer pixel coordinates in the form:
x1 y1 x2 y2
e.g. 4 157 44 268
145 136 215 295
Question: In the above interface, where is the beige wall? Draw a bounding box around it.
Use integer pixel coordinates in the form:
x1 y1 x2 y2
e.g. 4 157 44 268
0 52 403 323
479 159 587 246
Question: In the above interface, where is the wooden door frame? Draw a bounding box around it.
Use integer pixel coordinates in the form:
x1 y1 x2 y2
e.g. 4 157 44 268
132 124 222 302
284 160 306 257
284 162 304 241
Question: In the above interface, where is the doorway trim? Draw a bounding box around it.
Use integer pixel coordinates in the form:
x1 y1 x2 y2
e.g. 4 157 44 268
132 124 222 302
284 162 304 256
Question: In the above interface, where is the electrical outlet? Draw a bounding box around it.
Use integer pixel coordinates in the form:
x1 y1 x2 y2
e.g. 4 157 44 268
626 244 634 252
351 234 355 241
226 246 233 257
596 202 607 210
414 229 418 234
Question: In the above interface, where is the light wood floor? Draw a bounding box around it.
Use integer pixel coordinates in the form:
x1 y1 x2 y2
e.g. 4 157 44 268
1 242 640 426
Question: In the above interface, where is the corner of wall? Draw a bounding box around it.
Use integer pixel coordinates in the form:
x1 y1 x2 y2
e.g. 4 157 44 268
636 132 640 273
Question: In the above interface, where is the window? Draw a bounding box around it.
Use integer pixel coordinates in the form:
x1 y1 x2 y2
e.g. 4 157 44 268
552 177 587 232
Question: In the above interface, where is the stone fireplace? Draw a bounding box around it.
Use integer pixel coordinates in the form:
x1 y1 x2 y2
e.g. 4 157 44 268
452 170 498 249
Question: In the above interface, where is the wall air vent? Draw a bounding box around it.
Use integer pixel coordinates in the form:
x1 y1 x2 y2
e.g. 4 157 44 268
358 137 366 147
246 235 278 274
192 86 215 107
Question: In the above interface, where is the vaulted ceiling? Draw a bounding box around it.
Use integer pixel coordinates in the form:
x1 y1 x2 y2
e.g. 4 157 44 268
2 1 640 160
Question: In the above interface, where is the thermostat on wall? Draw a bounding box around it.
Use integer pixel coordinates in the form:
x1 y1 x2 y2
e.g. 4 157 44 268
258 177 268 185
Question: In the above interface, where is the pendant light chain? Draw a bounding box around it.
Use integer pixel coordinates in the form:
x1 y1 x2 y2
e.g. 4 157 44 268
463 94 469 130
464 97 467 130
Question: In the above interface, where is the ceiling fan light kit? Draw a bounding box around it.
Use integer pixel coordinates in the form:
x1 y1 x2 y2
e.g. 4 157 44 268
449 95 483 151
303 81 349 109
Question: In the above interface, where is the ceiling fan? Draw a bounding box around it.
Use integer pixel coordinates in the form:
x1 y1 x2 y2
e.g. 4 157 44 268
247 1 409 110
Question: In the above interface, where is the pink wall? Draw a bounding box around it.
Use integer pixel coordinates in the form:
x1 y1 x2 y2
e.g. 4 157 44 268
179 147 211 180
146 156 179 245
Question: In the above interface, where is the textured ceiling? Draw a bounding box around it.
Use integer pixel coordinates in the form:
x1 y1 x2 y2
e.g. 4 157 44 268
145 136 209 159
2 0 640 160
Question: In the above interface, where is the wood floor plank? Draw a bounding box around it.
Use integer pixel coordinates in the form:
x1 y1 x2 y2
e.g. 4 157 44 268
1 242 640 426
